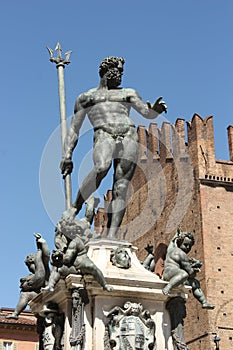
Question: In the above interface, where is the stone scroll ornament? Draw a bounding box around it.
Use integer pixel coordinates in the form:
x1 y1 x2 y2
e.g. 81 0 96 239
105 301 156 350
69 288 89 350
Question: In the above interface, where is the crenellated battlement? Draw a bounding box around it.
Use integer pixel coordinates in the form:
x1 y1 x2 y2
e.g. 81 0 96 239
186 114 233 180
135 114 233 181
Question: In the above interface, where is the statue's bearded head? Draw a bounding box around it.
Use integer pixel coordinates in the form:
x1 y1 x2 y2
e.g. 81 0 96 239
99 56 125 88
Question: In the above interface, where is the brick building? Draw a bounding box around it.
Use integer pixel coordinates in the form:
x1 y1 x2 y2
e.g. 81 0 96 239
95 114 233 350
0 308 38 350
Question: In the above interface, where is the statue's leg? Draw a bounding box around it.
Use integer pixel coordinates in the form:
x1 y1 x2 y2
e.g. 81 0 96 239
6 292 37 319
32 250 46 289
107 176 132 238
41 268 62 292
80 258 113 291
73 131 115 213
162 270 189 295
37 235 50 284
107 132 138 238
189 278 215 309
143 254 155 271
84 196 100 225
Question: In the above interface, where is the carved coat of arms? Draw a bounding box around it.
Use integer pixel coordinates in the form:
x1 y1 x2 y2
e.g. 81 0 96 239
106 301 156 350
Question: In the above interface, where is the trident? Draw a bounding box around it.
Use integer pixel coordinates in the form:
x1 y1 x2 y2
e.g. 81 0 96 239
47 43 72 209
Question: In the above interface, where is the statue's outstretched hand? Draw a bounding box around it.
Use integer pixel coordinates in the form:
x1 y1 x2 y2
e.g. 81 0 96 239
34 233 41 240
60 158 73 179
34 233 45 244
144 244 154 255
147 97 167 114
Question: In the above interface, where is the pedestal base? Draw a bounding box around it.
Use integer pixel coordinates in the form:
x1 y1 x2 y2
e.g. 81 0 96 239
30 239 189 349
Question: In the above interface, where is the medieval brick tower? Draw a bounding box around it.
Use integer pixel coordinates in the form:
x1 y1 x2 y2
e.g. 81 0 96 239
95 114 233 350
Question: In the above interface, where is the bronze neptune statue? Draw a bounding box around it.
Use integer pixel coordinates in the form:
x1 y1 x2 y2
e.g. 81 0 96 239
61 56 167 238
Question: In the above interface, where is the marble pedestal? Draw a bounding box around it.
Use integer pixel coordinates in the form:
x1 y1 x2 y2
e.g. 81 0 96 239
30 239 189 349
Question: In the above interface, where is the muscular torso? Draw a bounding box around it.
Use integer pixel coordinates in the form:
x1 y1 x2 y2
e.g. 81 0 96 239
79 88 136 134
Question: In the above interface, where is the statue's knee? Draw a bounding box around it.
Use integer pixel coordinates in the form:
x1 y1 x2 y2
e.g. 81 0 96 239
113 179 129 196
181 270 189 280
95 162 111 175
189 278 200 289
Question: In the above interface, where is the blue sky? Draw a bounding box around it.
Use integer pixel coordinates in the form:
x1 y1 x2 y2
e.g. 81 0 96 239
1 1 233 308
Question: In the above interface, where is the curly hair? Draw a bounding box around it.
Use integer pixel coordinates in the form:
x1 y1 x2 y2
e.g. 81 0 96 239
176 231 195 247
110 247 131 269
99 56 125 78
24 253 36 266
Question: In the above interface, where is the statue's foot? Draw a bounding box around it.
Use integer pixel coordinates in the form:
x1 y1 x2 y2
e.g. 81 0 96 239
106 233 117 240
5 313 19 320
93 232 102 239
41 286 54 293
162 284 171 295
202 302 215 309
103 284 113 292
106 227 118 240
61 207 77 221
